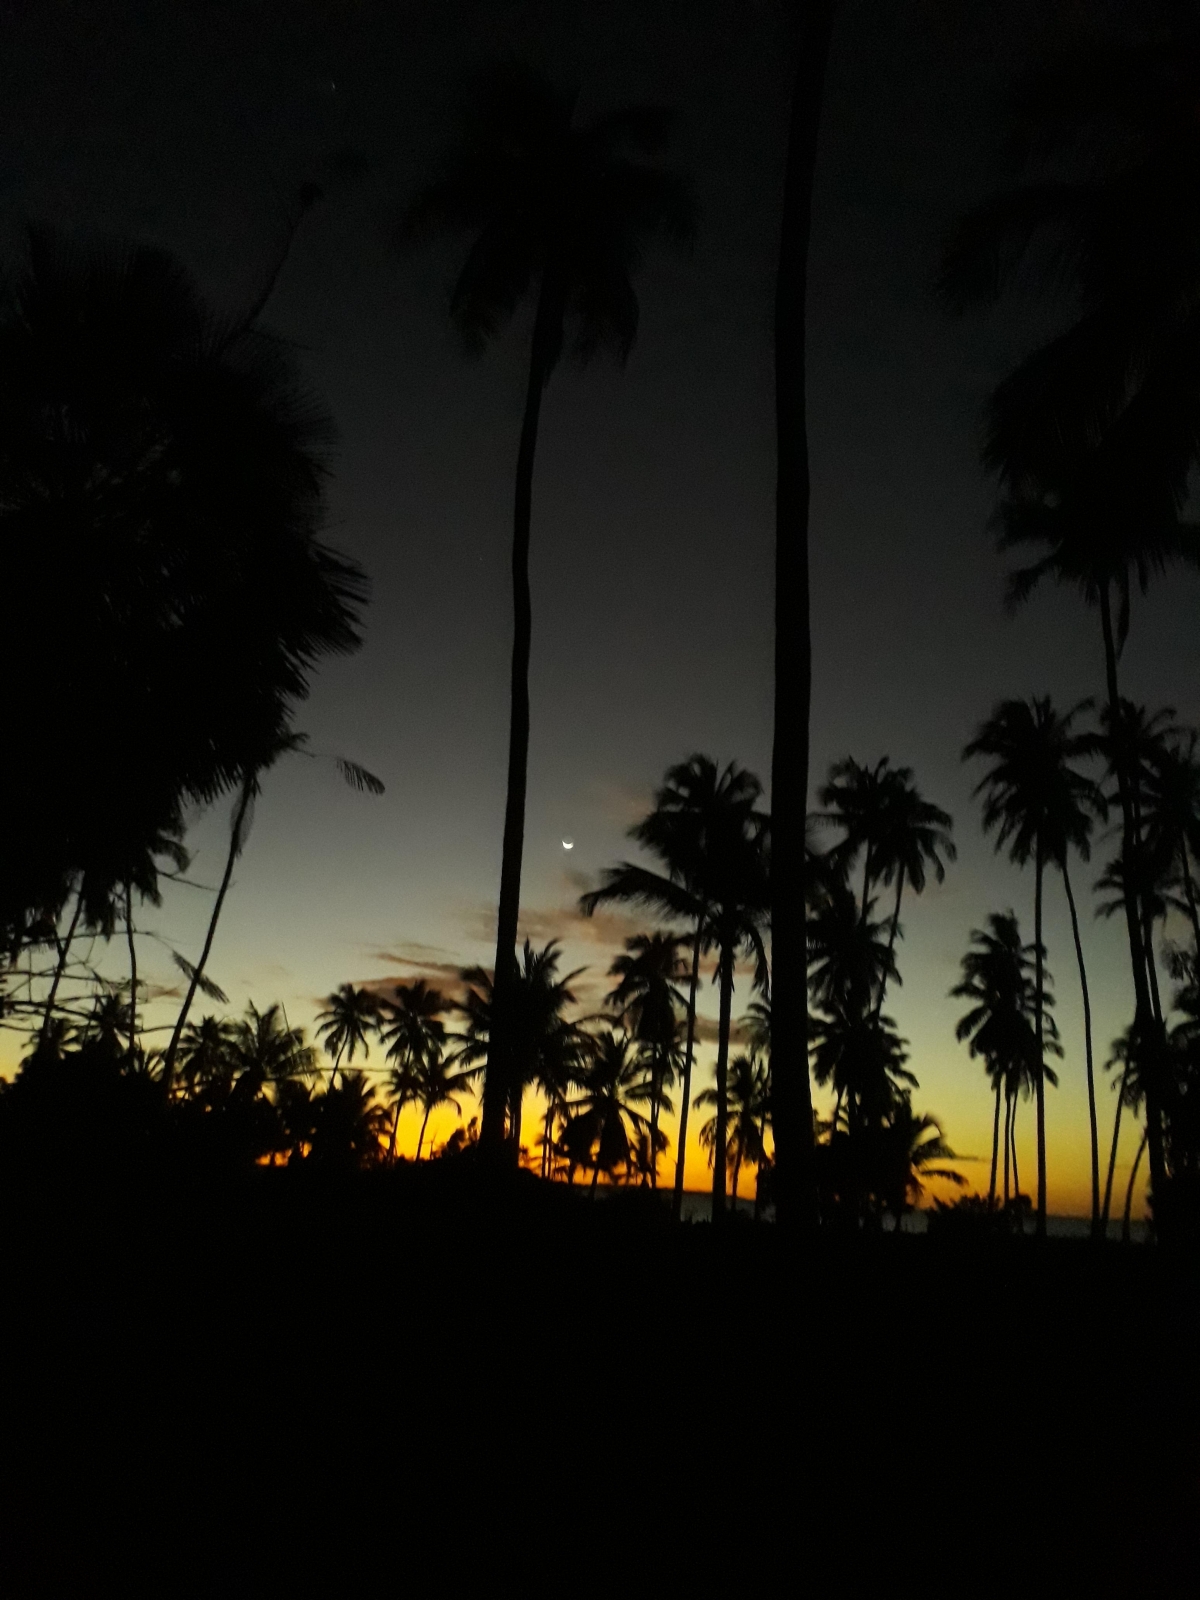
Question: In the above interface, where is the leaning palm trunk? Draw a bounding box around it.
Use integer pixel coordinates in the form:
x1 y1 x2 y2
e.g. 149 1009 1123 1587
482 279 562 1152
1101 1073 1125 1235
162 772 255 1092
417 1103 432 1160
1010 1100 1022 1229
388 1099 402 1160
875 867 905 1021
1122 1127 1148 1243
988 1077 1002 1210
671 924 704 1222
769 0 835 1232
1033 839 1047 1237
39 886 84 1044
711 947 735 1224
1098 584 1168 1221
1060 858 1100 1236
1002 1093 1012 1206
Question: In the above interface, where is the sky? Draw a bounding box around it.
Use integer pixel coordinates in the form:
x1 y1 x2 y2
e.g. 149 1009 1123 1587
4 0 1196 1213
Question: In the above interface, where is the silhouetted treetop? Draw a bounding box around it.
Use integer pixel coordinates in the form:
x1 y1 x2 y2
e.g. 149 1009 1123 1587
402 62 695 366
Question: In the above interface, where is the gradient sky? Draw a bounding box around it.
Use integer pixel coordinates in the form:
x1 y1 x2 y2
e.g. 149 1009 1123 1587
5 0 1196 1212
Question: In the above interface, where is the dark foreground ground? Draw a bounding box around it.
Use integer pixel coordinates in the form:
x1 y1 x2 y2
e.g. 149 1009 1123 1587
1 1165 1196 1596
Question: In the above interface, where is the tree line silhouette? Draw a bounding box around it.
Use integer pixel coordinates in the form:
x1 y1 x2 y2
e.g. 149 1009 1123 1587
3 20 1200 1243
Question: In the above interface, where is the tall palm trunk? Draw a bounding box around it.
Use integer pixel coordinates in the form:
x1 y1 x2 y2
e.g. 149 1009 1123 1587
1060 858 1100 1236
648 1050 662 1189
124 880 138 1061
1122 1127 1148 1243
388 1099 402 1160
1101 1072 1125 1235
1098 584 1168 1220
769 0 834 1232
875 867 905 1020
988 1076 1001 1210
672 923 703 1222
1002 1091 1012 1206
1011 1099 1022 1225
162 772 254 1092
417 1103 432 1160
1033 838 1047 1237
711 944 735 1224
40 885 84 1044
482 278 562 1152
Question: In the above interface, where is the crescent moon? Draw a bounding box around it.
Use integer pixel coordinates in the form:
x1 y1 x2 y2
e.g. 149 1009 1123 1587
562 839 574 850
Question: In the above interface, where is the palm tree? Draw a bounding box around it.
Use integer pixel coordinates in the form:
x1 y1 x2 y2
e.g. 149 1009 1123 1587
604 932 686 1188
412 1052 476 1160
965 697 1098 1235
162 737 382 1090
581 755 765 1221
694 1052 769 1206
810 1007 916 1141
228 1002 318 1093
952 913 1054 1210
309 1071 390 1171
562 1030 652 1193
176 1015 239 1099
770 0 837 1234
940 33 1200 1226
379 980 448 1157
0 233 368 979
869 773 955 1017
1100 1028 1146 1236
879 1104 963 1233
406 64 693 1151
453 942 584 1165
316 984 380 1093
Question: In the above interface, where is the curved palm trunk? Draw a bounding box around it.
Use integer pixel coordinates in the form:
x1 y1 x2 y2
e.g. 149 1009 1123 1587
711 946 735 1224
416 1103 432 1160
1060 858 1100 1236
125 880 138 1061
1122 1127 1148 1243
769 0 834 1234
1002 1092 1012 1207
1011 1100 1022 1229
671 924 704 1222
481 279 561 1153
1033 839 1047 1237
1101 1074 1125 1236
988 1077 1001 1210
1098 585 1168 1221
162 772 254 1092
40 886 84 1044
875 867 905 1021
388 1099 402 1161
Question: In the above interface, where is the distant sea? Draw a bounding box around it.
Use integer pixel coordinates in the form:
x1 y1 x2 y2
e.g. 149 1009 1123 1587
674 1190 1150 1241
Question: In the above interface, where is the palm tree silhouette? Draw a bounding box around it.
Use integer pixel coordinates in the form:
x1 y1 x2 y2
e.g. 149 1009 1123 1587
379 980 448 1157
411 1051 477 1160
694 1052 769 1206
310 1070 390 1171
177 1015 240 1100
965 697 1096 1234
1 233 368 983
952 912 1057 1211
162 735 382 1090
1143 730 1200 956
582 756 768 1221
454 941 584 1166
770 0 837 1233
405 64 693 1152
604 932 687 1188
563 1030 652 1193
879 1104 963 1233
940 32 1200 1226
229 1002 318 1095
316 984 380 1093
1100 1028 1147 1237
